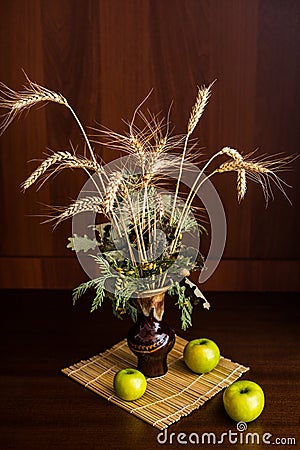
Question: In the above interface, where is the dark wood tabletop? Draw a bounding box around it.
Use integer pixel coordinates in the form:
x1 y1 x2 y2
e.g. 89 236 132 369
0 290 299 450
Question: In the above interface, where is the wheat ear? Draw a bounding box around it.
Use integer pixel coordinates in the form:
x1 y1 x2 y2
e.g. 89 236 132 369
217 160 270 174
187 82 214 134
0 78 68 135
218 146 243 161
155 192 165 219
21 151 103 191
237 169 247 202
216 155 296 204
103 171 123 213
50 196 104 224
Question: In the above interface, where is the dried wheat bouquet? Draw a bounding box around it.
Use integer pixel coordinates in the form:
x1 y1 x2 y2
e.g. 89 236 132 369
0 75 294 329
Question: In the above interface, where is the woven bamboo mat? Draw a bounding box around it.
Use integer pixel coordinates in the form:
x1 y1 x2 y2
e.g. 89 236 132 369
62 336 249 430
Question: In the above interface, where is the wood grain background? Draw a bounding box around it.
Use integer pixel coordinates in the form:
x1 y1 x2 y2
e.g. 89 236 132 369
0 0 299 290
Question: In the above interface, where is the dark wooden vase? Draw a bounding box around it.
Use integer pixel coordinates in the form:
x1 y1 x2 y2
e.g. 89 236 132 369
127 286 176 378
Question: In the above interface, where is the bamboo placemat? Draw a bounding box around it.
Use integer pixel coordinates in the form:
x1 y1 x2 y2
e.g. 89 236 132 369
62 336 249 430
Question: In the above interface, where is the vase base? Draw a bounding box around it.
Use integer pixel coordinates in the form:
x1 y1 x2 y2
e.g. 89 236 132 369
128 324 176 378
132 333 176 378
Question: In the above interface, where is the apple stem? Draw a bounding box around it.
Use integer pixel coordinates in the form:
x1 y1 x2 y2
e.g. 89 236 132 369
240 388 249 394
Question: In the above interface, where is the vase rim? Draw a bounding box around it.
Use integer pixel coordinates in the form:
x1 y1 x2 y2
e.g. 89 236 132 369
138 285 170 298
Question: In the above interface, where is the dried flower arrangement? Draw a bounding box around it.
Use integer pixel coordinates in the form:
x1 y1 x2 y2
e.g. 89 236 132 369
0 75 293 330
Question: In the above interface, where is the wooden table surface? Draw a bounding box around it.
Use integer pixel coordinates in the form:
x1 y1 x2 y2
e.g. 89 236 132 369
0 290 299 450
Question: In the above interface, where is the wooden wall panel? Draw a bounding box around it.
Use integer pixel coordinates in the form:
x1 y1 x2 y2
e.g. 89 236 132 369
0 0 299 290
0 257 298 291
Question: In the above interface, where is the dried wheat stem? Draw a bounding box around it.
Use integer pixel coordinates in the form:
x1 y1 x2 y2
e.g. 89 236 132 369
121 184 148 262
129 89 153 134
61 101 98 168
170 146 228 252
112 206 137 265
149 201 156 262
170 170 216 253
171 150 254 248
216 154 293 205
170 82 213 224
0 75 98 169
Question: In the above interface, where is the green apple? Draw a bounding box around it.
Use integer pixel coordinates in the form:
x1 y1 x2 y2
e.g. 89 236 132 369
183 338 220 374
113 368 147 401
223 380 265 422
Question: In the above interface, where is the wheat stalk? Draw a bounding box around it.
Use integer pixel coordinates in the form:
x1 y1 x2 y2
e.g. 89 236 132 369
0 77 68 135
0 74 99 170
53 196 104 224
119 182 148 262
22 151 103 191
170 82 214 224
169 150 295 253
216 158 271 203
215 154 296 204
